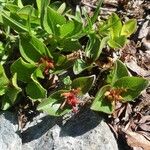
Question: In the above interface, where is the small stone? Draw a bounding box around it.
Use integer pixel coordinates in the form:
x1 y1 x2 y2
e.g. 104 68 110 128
0 112 22 150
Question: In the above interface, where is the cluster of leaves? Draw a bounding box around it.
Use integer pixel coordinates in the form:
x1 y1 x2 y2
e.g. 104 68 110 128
0 0 149 116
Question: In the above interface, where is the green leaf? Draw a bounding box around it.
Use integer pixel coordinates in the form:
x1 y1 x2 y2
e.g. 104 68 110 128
33 67 44 79
121 19 137 37
58 38 81 52
74 5 82 23
91 0 103 24
113 77 149 101
59 21 75 38
107 59 129 85
95 36 109 60
36 0 41 17
12 0 23 8
63 76 72 86
37 90 71 116
40 0 52 33
108 13 122 38
71 75 95 95
91 85 113 114
0 64 9 96
98 20 111 37
11 57 36 83
53 53 67 66
85 34 102 60
17 5 39 24
73 59 92 75
108 35 127 49
46 6 66 35
26 72 47 101
19 34 52 64
70 20 83 38
2 12 28 32
5 4 20 12
57 2 66 14
1 73 21 110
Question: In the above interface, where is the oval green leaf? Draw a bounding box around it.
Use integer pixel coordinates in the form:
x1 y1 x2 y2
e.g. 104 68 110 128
113 77 149 101
121 19 137 37
91 85 113 114
11 57 36 83
19 34 52 64
37 90 71 116
0 64 9 96
107 59 129 85
71 75 95 95
1 73 21 110
108 35 127 49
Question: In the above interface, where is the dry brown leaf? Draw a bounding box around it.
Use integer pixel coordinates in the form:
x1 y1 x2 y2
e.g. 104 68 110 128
137 131 150 141
125 59 149 77
139 123 150 132
139 115 150 124
122 103 132 122
125 130 150 150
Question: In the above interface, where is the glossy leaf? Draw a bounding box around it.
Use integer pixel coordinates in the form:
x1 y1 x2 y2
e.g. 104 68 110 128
37 90 71 116
40 0 52 33
108 13 122 38
26 72 47 101
91 85 113 114
1 73 21 110
12 0 23 8
2 12 28 32
95 36 109 60
57 2 66 14
17 5 39 24
5 4 20 12
11 57 36 83
121 19 137 37
51 53 74 74
19 34 52 64
107 59 129 85
73 59 91 75
108 35 127 49
58 38 81 52
91 0 103 24
71 75 95 95
113 77 149 101
85 34 102 60
46 6 66 35
0 64 9 96
36 0 42 17
59 21 75 38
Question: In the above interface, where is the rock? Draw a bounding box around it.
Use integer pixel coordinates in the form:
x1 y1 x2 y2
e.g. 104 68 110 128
22 110 118 150
0 112 22 150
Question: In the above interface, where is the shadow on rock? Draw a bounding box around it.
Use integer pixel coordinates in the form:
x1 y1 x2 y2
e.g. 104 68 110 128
60 109 102 137
0 111 19 126
22 115 58 143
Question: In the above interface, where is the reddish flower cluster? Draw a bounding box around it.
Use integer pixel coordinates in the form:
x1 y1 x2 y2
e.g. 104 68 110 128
39 56 54 75
61 88 80 112
104 87 127 102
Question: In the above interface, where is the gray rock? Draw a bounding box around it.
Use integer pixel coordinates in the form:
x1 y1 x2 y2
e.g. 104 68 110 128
0 112 22 150
22 110 118 150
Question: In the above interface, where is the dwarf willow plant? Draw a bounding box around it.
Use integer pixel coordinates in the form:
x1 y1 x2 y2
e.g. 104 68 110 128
0 0 149 115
